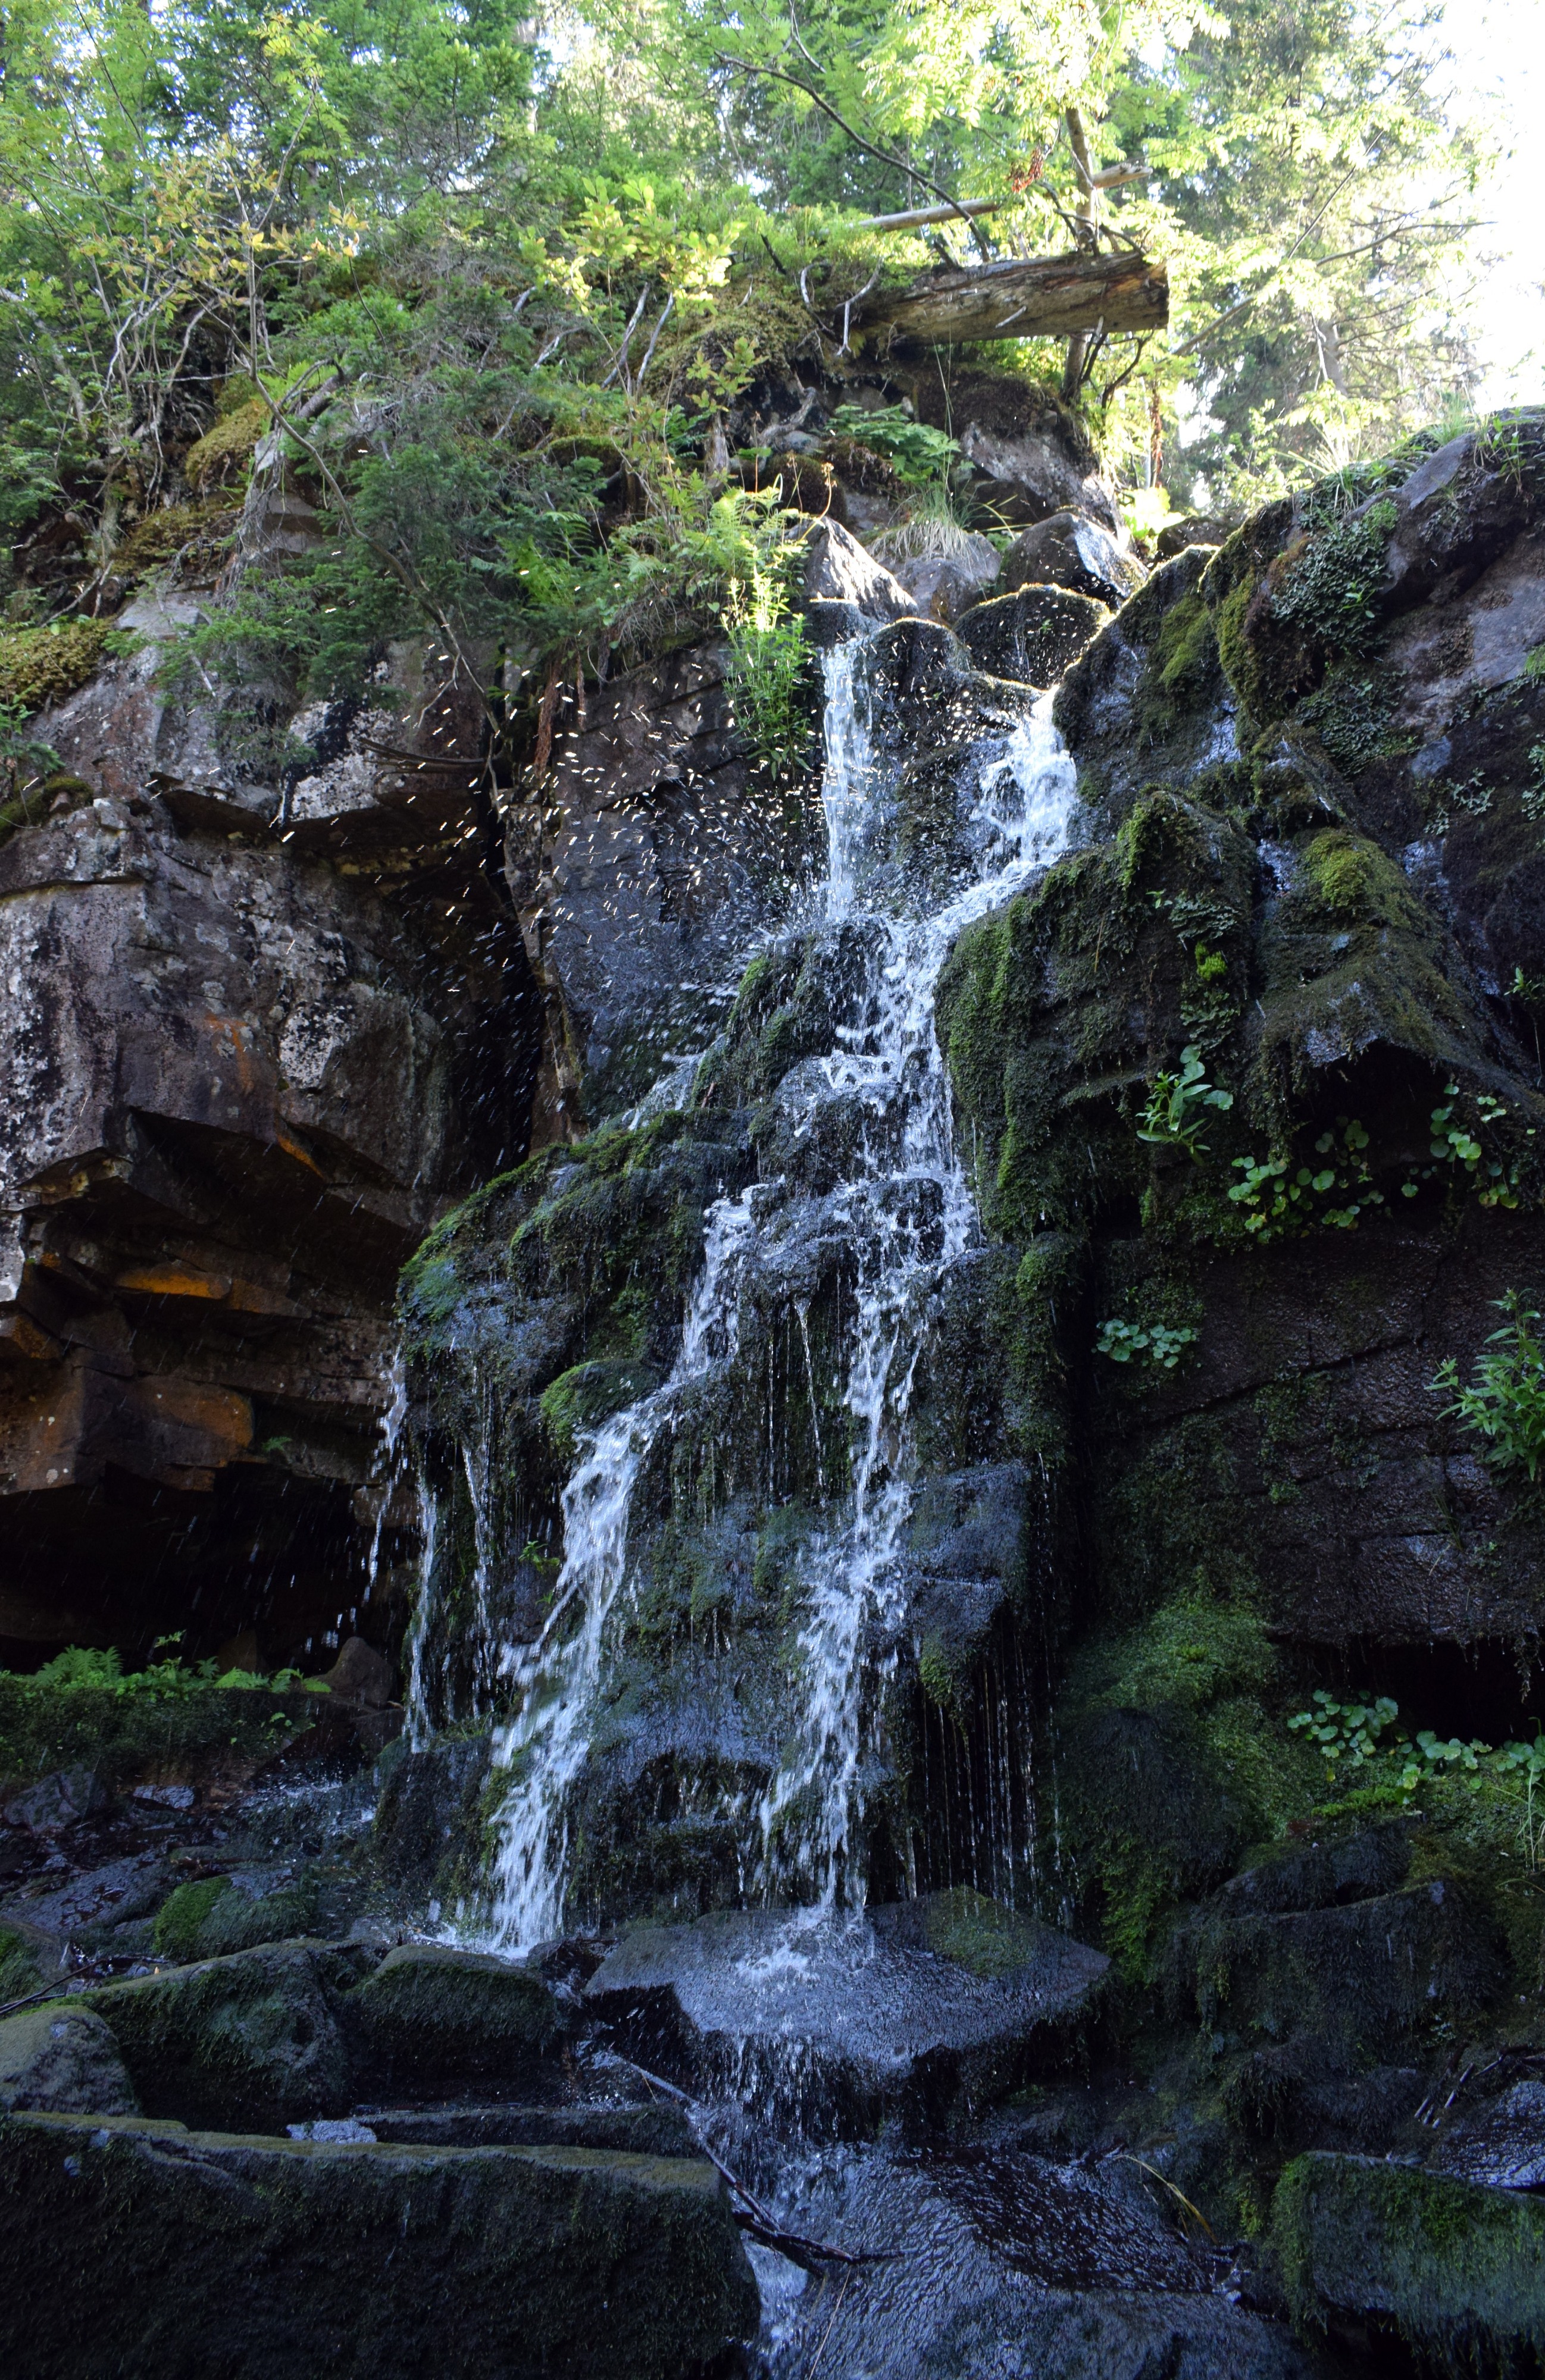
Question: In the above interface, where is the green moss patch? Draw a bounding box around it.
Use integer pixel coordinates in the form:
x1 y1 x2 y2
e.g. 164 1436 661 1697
1272 2152 1545 2371
182 395 268 490
0 619 114 712
114 497 240 577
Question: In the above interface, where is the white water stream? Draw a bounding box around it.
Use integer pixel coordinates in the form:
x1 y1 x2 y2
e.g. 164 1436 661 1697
481 637 1078 1949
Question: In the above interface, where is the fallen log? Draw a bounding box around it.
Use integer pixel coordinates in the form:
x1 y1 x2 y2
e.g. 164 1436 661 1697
854 249 1168 347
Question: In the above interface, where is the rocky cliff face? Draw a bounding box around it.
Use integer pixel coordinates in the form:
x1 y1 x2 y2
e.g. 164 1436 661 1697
7 400 1545 2376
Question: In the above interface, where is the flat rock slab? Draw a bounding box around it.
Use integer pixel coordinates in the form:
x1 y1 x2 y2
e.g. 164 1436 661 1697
586 1892 1107 2131
1272 2150 1545 2368
0 2110 758 2380
364 2099 698 2157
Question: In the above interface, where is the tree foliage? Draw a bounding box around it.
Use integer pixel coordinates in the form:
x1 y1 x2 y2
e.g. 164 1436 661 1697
0 0 1497 725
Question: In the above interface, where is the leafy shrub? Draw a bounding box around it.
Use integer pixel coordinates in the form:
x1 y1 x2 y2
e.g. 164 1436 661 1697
1431 1292 1545 1481
723 547 815 785
1138 1044 1233 1160
0 1642 329 1789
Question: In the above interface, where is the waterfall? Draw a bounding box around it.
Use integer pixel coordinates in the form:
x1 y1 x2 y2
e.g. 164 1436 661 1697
752 662 1077 1908
487 1195 755 1944
481 633 1078 1950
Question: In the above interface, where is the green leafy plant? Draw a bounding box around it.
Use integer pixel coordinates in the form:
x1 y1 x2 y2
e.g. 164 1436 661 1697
1416 1085 1531 1210
1289 1686 1545 1864
1269 497 1397 652
1096 1318 1198 1370
723 544 814 786
826 404 961 488
1431 1292 1545 1482
1228 1117 1381 1240
1138 1045 1233 1159
1289 1690 1403 1771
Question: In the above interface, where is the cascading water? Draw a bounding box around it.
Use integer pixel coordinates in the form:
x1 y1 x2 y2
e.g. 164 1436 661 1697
481 632 1078 1950
488 1194 755 1944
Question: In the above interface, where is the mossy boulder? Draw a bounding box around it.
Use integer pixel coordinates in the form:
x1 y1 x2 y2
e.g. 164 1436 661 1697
0 2110 759 2380
1272 2150 1545 2373
82 1943 362 2130
345 1944 561 2087
0 2005 137 2114
1172 1875 1504 2065
152 1874 320 1962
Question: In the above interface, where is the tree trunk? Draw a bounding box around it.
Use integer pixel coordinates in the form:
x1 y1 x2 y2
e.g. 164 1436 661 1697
853 249 1168 350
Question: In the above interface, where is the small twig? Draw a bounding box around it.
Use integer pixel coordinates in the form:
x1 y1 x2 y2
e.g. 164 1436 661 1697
634 293 676 389
0 1981 70 2021
715 38 989 256
839 270 881 355
601 285 651 392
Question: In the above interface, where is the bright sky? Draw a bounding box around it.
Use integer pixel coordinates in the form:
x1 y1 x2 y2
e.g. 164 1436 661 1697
1443 0 1545 406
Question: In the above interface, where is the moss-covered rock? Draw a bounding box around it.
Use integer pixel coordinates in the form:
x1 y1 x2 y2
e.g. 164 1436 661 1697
1172 1875 1503 2065
1272 2150 1545 2373
82 1943 362 2130
0 2110 759 2380
152 1874 321 1962
345 1944 561 2087
0 2005 137 2114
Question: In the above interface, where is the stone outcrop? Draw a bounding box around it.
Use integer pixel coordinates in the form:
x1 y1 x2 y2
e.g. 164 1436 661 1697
504 638 821 1132
0 604 539 1661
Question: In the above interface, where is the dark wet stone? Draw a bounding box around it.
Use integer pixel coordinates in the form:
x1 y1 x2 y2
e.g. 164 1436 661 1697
345 1943 562 2088
1000 511 1145 610
1427 2066 1545 2191
956 584 1110 685
747 2140 1318 2377
0 2109 759 2380
3 1767 108 1834
586 1896 1108 2134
